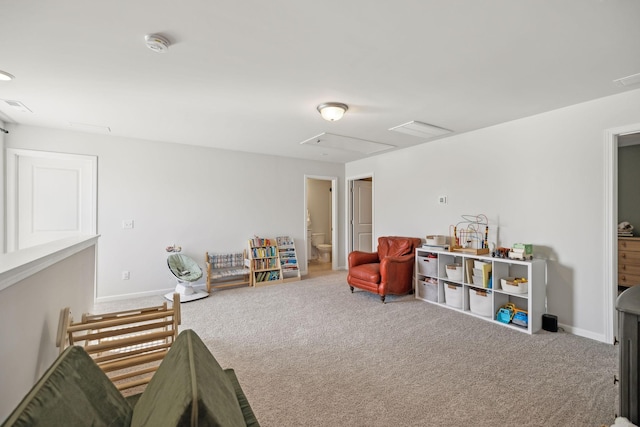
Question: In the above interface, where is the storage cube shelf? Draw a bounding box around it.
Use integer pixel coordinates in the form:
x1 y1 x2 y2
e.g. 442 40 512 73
415 248 546 334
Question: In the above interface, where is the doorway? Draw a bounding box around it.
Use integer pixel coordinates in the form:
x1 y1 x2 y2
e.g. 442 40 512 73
604 124 640 344
5 148 97 252
305 175 337 276
347 175 373 255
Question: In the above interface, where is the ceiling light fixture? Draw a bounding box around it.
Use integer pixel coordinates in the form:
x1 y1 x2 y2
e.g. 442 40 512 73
317 102 348 121
0 70 15 81
144 34 171 53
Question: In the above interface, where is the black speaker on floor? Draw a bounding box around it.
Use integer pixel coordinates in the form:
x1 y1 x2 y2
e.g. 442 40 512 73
542 313 558 332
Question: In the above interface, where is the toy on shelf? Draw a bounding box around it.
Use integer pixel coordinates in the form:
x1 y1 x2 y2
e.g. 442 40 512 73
493 247 510 258
495 302 528 327
496 303 515 324
449 214 490 255
508 243 534 260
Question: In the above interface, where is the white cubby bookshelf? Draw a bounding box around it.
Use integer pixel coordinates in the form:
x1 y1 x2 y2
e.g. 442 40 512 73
415 247 546 334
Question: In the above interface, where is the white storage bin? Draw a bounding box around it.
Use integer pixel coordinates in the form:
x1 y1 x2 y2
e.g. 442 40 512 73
444 283 462 309
417 256 438 276
500 277 528 294
469 288 492 317
419 279 438 302
425 235 447 246
445 263 463 281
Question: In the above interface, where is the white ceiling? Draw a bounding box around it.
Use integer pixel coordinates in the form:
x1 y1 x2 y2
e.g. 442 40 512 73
1 1 640 163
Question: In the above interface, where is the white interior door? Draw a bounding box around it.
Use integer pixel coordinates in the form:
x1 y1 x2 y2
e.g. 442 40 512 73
351 179 373 252
6 149 97 251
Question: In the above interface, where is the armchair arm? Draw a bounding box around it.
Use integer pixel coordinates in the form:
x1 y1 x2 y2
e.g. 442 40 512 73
379 254 416 295
348 251 380 268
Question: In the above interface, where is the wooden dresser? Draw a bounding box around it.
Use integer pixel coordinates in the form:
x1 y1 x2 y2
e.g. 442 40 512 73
619 237 640 287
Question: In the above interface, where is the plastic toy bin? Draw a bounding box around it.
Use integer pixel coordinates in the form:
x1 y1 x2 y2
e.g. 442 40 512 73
444 283 462 309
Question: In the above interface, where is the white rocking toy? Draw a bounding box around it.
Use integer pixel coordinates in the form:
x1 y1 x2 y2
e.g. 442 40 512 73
165 253 208 302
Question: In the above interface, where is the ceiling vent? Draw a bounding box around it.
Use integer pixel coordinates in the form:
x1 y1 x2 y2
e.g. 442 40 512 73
389 121 452 140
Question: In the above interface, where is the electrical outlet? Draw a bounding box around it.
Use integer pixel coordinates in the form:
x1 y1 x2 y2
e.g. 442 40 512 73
122 271 130 280
122 219 134 229
438 195 448 205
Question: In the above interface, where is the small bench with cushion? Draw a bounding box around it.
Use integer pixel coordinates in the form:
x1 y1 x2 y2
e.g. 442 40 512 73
205 251 251 291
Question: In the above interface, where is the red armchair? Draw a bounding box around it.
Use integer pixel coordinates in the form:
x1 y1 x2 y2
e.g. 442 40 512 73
347 236 422 303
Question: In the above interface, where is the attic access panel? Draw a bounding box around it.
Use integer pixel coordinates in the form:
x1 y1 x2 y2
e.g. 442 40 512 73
300 133 395 155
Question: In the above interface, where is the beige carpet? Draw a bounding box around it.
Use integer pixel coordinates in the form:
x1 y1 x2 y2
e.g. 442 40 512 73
95 271 618 426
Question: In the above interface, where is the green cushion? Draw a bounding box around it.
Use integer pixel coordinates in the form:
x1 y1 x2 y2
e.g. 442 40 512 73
167 254 203 282
1 346 132 427
131 329 247 427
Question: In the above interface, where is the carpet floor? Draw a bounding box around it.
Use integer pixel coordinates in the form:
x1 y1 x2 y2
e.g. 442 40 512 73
95 270 618 426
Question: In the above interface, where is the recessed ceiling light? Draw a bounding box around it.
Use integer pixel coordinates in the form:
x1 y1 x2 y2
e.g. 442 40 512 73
388 121 452 140
0 71 15 81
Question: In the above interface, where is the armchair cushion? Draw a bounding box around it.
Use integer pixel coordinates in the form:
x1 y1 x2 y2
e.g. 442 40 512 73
348 262 381 283
377 237 414 259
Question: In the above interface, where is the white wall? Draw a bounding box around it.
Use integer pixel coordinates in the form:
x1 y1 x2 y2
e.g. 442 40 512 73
5 126 345 300
5 88 640 340
346 88 640 342
0 244 96 421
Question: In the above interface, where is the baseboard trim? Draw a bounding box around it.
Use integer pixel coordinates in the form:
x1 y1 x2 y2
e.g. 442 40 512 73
95 283 208 303
558 322 608 344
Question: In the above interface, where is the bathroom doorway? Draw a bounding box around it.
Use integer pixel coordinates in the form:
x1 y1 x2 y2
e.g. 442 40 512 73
305 175 337 276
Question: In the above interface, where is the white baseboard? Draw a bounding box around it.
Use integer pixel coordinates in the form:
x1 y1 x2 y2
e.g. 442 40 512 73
558 322 608 344
95 283 208 303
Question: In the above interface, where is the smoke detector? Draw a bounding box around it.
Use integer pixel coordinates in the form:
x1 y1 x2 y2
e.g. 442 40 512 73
144 34 170 53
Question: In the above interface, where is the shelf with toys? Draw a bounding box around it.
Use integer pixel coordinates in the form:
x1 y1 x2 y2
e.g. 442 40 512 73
416 214 546 334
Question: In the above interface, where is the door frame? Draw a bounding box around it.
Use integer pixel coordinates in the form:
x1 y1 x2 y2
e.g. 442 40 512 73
346 173 374 257
304 175 338 274
604 122 640 344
